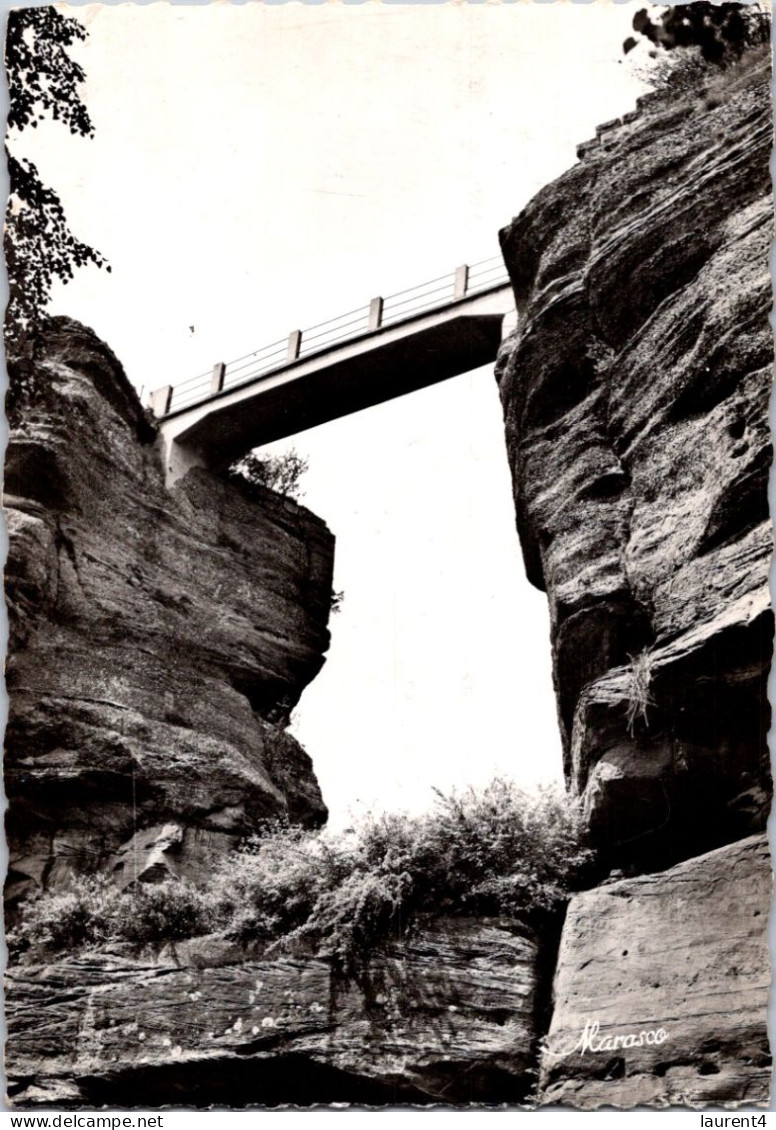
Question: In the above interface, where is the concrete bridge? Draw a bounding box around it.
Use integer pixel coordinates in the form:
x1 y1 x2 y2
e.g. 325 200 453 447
149 257 515 484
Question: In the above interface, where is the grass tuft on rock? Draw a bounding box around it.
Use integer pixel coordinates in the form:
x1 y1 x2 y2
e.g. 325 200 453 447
626 649 655 735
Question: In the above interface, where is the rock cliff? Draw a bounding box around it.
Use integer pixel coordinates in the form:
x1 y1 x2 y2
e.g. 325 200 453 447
496 58 772 872
8 838 768 1109
6 918 543 1108
540 834 771 1108
5 51 772 1111
5 318 334 902
495 55 772 1107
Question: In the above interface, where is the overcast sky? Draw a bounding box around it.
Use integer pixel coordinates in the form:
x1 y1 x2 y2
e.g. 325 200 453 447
14 1 650 826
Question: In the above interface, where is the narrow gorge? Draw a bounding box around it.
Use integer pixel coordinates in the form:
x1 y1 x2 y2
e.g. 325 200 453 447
5 53 772 1109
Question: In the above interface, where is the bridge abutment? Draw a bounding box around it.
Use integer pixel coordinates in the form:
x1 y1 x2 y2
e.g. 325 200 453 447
157 431 209 488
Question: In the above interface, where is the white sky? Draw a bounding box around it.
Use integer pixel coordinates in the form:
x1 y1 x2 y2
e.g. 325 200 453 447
14 0 650 826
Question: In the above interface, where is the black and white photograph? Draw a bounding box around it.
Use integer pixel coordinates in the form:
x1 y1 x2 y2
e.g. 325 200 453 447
2 0 773 1111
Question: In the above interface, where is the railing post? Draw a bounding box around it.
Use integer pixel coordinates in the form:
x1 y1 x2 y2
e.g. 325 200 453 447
454 264 469 300
211 362 226 394
287 330 302 362
148 385 173 418
368 297 383 331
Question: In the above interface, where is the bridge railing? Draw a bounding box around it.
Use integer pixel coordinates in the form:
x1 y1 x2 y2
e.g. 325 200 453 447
151 255 510 417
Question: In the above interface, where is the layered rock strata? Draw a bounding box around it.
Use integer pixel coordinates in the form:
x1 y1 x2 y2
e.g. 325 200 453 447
496 58 773 870
5 319 334 902
6 918 543 1107
5 53 773 1111
495 56 773 1109
540 834 771 1107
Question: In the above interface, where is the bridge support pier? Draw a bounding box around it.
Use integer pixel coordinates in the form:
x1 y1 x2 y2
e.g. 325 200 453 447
156 431 209 489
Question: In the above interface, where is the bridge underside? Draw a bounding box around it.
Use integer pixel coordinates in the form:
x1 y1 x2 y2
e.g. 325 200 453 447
168 312 506 473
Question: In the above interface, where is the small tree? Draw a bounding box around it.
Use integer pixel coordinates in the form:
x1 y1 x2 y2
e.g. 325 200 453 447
228 449 309 502
5 8 110 352
624 3 770 65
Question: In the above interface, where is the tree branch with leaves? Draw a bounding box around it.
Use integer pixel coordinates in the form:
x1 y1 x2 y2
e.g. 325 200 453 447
4 6 109 354
624 2 770 66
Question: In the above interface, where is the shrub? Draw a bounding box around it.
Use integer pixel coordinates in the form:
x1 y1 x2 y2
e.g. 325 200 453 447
11 874 215 958
112 879 216 946
214 779 595 973
12 779 596 975
10 874 116 955
419 779 594 917
625 3 770 95
228 449 308 501
624 4 770 66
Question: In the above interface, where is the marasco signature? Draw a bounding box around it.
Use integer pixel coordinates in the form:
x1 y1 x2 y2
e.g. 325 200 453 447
545 1019 670 1058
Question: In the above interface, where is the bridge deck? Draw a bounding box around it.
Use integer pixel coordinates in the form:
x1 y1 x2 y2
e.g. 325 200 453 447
152 264 514 483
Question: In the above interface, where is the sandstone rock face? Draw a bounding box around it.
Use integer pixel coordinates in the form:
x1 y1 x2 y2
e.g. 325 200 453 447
6 55 773 1111
496 61 772 868
5 319 334 901
495 63 773 1110
6 918 543 1107
538 835 771 1109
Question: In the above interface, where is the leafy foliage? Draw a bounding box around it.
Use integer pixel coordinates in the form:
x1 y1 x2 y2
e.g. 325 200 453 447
7 7 93 135
12 780 596 976
6 156 109 340
624 3 770 65
216 817 417 968
5 7 109 349
117 879 217 946
9 877 216 958
10 875 117 954
228 449 309 501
